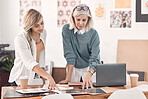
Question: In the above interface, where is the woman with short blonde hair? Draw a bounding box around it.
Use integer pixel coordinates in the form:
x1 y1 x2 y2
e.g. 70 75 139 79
60 4 100 89
9 9 58 90
69 4 93 32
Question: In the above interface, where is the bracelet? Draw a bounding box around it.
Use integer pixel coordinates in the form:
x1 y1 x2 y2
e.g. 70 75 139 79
88 70 94 76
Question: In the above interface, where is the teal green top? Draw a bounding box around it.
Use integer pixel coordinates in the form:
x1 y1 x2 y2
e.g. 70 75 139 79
62 24 100 72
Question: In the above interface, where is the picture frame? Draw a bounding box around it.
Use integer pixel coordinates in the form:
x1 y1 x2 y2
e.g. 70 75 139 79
136 0 148 22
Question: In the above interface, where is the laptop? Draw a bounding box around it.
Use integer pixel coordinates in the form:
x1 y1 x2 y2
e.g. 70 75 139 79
93 63 126 87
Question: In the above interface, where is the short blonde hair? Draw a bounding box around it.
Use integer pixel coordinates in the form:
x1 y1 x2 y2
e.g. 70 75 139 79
23 9 42 55
69 4 93 32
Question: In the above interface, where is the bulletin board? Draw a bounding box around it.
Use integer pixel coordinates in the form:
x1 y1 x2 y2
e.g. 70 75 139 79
117 40 148 81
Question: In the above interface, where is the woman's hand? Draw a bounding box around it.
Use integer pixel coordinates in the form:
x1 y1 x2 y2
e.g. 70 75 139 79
47 76 59 90
59 64 74 84
33 66 59 90
82 72 93 89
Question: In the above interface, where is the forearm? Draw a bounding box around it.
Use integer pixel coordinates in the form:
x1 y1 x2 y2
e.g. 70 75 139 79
65 64 74 81
33 65 51 80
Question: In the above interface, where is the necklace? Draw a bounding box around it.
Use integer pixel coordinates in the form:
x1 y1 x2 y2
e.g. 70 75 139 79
36 39 41 44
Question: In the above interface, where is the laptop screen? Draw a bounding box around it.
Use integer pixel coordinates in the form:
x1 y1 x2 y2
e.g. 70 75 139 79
94 63 126 87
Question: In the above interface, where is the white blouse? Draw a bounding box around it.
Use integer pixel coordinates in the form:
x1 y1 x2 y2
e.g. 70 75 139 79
9 29 47 85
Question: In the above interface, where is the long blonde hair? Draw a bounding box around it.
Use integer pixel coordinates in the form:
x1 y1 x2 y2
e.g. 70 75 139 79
23 9 42 55
69 4 93 32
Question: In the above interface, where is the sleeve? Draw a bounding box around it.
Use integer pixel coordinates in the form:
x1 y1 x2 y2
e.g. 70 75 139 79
89 30 100 72
62 25 76 65
14 37 39 71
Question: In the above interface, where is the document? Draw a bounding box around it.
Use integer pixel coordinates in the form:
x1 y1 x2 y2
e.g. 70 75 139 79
43 84 74 90
135 85 148 92
42 94 74 99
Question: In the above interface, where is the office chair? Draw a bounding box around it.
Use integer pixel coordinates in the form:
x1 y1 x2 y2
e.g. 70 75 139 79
108 88 146 99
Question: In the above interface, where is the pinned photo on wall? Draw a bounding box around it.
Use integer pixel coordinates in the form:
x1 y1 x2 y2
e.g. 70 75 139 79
57 0 81 27
20 0 42 26
94 1 106 20
136 0 148 22
115 0 131 8
110 11 132 28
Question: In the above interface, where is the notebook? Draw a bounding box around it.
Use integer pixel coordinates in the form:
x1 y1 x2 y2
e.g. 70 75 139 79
93 63 126 87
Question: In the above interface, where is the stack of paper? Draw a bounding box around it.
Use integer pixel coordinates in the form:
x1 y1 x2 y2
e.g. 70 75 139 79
43 84 73 90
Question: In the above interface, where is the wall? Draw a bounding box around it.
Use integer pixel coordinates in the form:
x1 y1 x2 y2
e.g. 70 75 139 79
0 17 1 43
0 0 20 49
1 0 148 67
0 2 1 42
42 0 148 67
82 0 148 63
42 0 66 66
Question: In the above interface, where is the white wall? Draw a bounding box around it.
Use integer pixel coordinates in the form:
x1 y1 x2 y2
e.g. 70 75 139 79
0 2 2 42
0 16 1 43
81 0 148 63
0 0 20 49
1 0 148 67
42 0 66 67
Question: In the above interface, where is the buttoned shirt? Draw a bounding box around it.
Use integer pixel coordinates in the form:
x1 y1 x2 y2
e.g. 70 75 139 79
74 28 85 34
9 29 46 85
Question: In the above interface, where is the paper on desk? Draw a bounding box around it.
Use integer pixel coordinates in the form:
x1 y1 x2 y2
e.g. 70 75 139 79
42 94 74 99
135 85 148 92
43 84 73 90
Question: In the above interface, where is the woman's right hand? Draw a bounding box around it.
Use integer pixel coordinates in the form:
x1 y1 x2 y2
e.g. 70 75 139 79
47 76 59 90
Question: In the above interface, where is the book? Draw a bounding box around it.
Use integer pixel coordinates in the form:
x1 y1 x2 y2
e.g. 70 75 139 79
68 82 83 87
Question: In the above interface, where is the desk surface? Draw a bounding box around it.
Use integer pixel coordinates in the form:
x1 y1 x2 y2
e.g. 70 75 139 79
2 81 148 99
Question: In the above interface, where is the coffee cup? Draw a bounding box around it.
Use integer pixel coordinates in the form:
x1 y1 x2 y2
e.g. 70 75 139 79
130 74 139 87
20 76 28 89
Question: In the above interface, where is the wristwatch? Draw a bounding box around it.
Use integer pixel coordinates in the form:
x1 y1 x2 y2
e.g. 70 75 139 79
88 70 94 76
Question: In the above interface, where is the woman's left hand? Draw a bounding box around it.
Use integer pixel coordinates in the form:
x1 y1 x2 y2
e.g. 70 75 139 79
82 72 93 89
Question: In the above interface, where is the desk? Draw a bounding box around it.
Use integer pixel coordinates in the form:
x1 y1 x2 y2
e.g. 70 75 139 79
1 81 148 99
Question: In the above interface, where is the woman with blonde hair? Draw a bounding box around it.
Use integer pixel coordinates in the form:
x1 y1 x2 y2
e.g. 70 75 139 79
59 4 100 89
9 9 58 90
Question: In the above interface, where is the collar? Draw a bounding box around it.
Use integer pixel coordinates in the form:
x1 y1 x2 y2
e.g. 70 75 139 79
74 28 85 34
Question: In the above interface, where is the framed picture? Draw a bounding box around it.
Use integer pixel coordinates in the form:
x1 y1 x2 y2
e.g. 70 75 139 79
136 0 148 22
